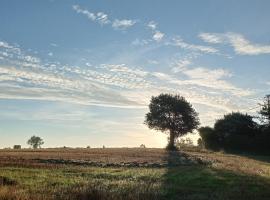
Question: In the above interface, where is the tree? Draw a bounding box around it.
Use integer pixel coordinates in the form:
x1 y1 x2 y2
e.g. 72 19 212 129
140 144 146 148
27 136 44 149
145 94 199 150
198 126 220 151
176 137 194 148
259 95 270 127
214 112 258 151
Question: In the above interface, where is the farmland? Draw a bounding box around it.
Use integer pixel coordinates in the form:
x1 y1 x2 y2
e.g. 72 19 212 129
0 148 270 200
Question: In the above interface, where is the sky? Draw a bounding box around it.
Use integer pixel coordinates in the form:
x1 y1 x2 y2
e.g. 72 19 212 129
0 0 270 148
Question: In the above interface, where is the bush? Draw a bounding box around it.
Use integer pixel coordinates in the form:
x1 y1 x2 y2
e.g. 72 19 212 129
13 145 21 149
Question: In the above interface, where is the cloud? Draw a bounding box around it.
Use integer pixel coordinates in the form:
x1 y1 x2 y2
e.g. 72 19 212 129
147 21 157 30
72 5 96 21
0 40 149 107
199 32 270 55
146 20 165 42
50 43 58 47
112 19 136 30
153 31 164 42
171 58 192 73
148 60 159 65
131 38 150 46
0 39 256 120
96 12 110 25
0 41 14 49
171 37 219 53
0 66 143 108
183 67 232 80
198 33 224 44
153 63 251 98
178 67 251 96
72 5 135 30
24 55 40 63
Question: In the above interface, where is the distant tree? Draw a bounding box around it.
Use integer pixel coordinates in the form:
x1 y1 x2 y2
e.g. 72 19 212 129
140 144 146 148
259 95 270 127
214 112 258 151
176 137 194 148
27 136 44 149
145 94 199 150
198 126 220 151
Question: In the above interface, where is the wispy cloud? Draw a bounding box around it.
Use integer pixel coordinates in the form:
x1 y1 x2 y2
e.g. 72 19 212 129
198 33 224 44
147 21 165 42
50 43 58 47
0 39 256 120
72 5 136 30
112 19 136 30
170 37 219 53
147 21 157 30
199 32 270 55
72 5 96 21
153 31 164 42
73 5 110 25
131 38 150 46
171 58 192 73
96 12 110 25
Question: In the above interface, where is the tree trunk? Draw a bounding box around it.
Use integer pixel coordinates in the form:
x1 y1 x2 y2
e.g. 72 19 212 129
167 130 176 150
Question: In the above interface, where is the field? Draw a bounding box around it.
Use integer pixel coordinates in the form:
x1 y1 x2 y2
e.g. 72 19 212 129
0 148 270 200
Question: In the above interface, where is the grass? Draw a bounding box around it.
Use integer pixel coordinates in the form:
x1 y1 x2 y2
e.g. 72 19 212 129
0 148 270 199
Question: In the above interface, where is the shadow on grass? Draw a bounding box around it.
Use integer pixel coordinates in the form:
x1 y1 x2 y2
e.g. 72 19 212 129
162 150 270 200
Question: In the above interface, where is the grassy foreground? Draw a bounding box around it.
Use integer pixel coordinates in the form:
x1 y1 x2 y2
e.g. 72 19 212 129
0 148 270 200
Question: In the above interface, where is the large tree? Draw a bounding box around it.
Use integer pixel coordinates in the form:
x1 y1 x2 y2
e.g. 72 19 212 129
145 94 199 150
214 112 258 151
27 135 44 149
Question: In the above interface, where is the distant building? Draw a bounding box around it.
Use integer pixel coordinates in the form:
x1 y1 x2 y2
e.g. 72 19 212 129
13 145 21 149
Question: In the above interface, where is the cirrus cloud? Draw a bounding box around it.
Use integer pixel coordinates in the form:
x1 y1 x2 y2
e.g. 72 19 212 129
199 32 270 55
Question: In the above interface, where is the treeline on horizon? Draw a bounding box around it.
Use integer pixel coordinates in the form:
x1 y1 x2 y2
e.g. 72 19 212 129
198 95 270 154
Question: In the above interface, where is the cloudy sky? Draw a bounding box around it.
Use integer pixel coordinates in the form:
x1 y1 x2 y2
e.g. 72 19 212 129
0 0 270 148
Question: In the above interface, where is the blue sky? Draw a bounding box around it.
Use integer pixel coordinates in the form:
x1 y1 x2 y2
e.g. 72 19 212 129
0 0 270 148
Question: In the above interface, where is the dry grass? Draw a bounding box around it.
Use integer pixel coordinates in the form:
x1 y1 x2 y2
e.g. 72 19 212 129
0 148 270 200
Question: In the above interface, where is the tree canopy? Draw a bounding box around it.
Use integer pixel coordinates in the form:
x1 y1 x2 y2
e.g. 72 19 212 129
27 135 44 149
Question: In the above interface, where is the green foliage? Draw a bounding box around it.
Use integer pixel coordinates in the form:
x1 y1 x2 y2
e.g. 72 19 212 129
198 127 220 151
214 112 258 151
27 135 44 149
199 112 270 153
145 94 199 150
176 137 194 149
